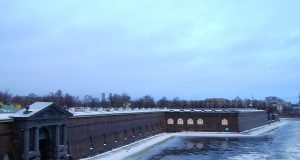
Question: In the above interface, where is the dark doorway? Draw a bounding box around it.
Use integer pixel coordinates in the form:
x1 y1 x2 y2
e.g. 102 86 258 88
39 139 51 160
39 128 51 160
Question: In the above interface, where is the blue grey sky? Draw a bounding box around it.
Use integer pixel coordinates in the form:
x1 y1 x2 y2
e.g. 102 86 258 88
1 0 300 102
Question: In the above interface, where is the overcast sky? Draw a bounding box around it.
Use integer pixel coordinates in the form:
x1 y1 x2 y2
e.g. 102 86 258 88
1 0 300 102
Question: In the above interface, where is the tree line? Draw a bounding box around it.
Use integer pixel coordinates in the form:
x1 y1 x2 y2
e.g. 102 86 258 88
0 90 278 113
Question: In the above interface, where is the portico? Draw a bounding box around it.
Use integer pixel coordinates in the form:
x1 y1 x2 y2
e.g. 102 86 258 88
11 102 72 160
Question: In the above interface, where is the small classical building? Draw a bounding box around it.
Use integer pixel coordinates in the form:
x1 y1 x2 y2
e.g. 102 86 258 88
0 102 270 160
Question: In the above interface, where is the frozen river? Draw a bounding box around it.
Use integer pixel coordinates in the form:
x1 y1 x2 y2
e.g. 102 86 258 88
128 119 300 160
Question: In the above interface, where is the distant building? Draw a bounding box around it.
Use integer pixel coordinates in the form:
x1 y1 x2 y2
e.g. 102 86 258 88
232 96 244 107
205 98 229 108
265 96 290 113
101 92 113 102
0 105 20 113
9 103 22 109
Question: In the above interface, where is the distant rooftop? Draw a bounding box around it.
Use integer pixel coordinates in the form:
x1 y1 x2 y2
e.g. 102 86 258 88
0 105 20 113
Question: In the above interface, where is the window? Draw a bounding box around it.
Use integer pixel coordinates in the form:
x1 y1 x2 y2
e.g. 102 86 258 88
89 136 94 150
158 123 162 130
197 119 204 125
187 118 194 125
177 118 184 125
221 119 228 125
167 118 174 124
114 131 118 142
132 128 135 137
103 134 107 145
124 130 127 140
139 127 142 135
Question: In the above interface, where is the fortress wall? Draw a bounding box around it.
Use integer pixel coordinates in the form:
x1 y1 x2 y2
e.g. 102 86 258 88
0 110 269 160
238 111 268 132
0 122 15 160
165 112 239 132
67 112 166 159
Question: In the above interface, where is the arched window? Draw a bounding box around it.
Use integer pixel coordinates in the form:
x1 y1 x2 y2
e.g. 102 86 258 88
197 119 204 125
187 118 194 125
177 118 184 125
167 118 174 124
221 119 228 125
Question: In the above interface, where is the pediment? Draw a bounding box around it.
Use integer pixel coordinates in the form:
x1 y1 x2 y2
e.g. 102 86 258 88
31 106 70 119
11 102 73 120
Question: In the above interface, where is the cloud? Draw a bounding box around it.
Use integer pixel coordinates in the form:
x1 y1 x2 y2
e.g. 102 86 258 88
0 0 300 102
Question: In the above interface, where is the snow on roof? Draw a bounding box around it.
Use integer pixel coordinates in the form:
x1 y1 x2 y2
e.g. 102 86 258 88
10 102 53 118
69 107 169 117
0 103 265 121
69 107 265 118
0 113 14 122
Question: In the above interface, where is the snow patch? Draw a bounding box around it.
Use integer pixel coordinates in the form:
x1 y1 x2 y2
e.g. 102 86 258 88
82 133 173 160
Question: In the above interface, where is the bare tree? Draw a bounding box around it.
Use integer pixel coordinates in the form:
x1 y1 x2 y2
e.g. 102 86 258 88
157 97 169 108
0 91 12 104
